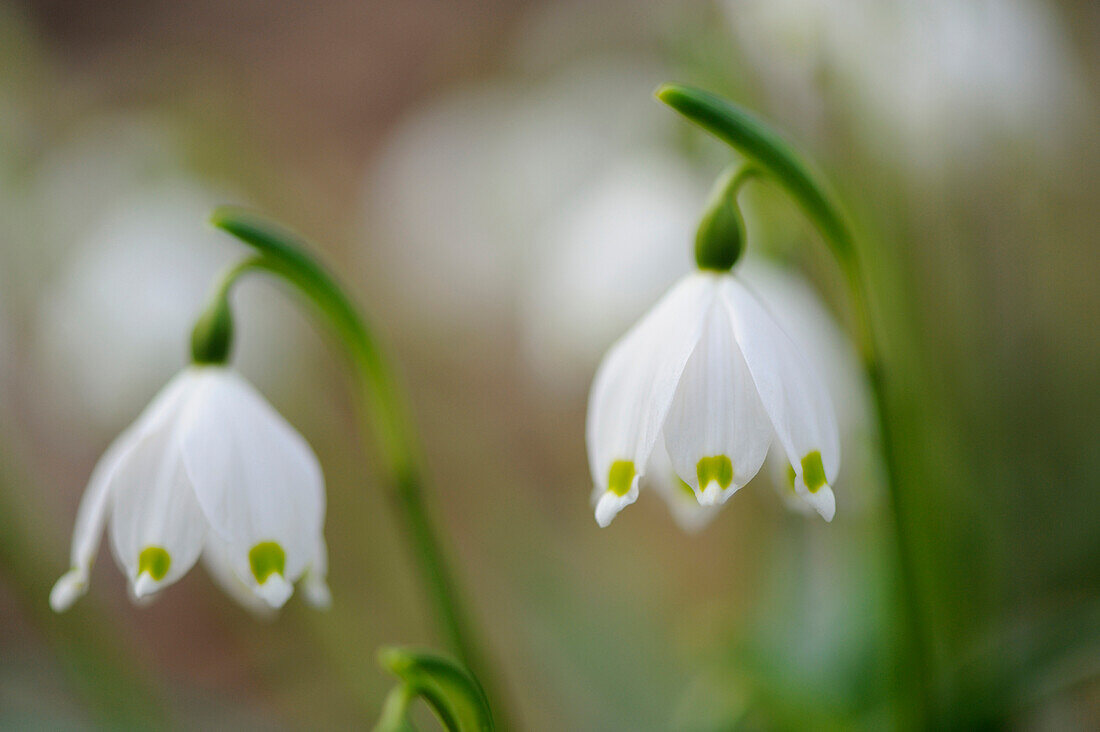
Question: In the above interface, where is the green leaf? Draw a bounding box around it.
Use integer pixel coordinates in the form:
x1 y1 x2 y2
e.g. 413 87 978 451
377 647 494 732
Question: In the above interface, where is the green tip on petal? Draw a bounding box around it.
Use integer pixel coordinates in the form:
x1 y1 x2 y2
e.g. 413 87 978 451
801 451 827 493
138 546 171 581
249 542 287 584
785 463 797 493
677 478 696 500
607 460 636 497
697 455 734 491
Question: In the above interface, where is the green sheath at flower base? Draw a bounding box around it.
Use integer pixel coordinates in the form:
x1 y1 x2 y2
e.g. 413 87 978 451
190 288 234 364
694 166 754 271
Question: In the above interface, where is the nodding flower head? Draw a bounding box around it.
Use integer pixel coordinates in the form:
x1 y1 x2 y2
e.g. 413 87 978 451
50 366 330 614
586 269 839 528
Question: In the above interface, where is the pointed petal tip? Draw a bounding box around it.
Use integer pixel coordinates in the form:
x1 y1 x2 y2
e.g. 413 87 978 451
302 577 332 609
806 484 836 522
698 482 722 506
256 574 293 609
49 569 88 612
594 490 635 528
132 572 159 599
817 488 836 523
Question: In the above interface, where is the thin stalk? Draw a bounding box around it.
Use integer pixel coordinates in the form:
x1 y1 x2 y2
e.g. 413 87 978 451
375 684 417 732
207 207 505 724
658 83 935 726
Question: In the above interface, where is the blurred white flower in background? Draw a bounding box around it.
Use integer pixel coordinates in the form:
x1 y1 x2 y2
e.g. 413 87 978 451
522 153 704 390
24 120 308 436
28 116 181 258
34 181 233 430
725 0 1089 170
362 56 674 330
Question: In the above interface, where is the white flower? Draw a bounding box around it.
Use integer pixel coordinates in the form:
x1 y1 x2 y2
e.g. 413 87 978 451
586 270 839 528
724 0 1088 170
50 366 329 613
521 153 704 392
362 56 673 331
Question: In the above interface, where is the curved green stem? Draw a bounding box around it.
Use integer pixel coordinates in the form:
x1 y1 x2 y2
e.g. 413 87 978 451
207 207 501 719
375 685 418 732
659 83 934 726
378 647 495 732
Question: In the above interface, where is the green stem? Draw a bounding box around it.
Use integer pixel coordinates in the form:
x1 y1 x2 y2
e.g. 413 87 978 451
207 207 502 720
658 83 934 726
375 685 418 732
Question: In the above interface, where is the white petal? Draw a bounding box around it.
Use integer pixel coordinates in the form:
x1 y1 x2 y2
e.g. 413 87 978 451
50 434 130 611
663 294 772 506
254 574 293 608
108 418 208 600
50 370 201 611
594 486 638 529
722 277 840 520
301 535 332 609
764 450 815 516
200 535 277 617
585 273 715 525
178 369 324 590
646 441 721 533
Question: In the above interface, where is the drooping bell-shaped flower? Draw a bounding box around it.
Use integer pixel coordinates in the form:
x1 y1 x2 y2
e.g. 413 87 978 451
586 167 839 527
51 288 329 613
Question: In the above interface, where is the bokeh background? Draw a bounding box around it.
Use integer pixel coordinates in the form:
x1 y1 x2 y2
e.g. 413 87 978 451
1 0 1097 728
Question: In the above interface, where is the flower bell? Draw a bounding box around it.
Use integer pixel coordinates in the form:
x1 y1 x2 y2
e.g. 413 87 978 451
586 166 839 527
50 275 329 613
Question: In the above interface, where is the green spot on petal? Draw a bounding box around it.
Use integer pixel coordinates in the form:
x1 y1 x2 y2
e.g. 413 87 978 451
801 450 827 493
785 463 797 493
677 478 695 500
608 460 636 497
249 541 286 584
138 546 171 581
697 455 733 490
